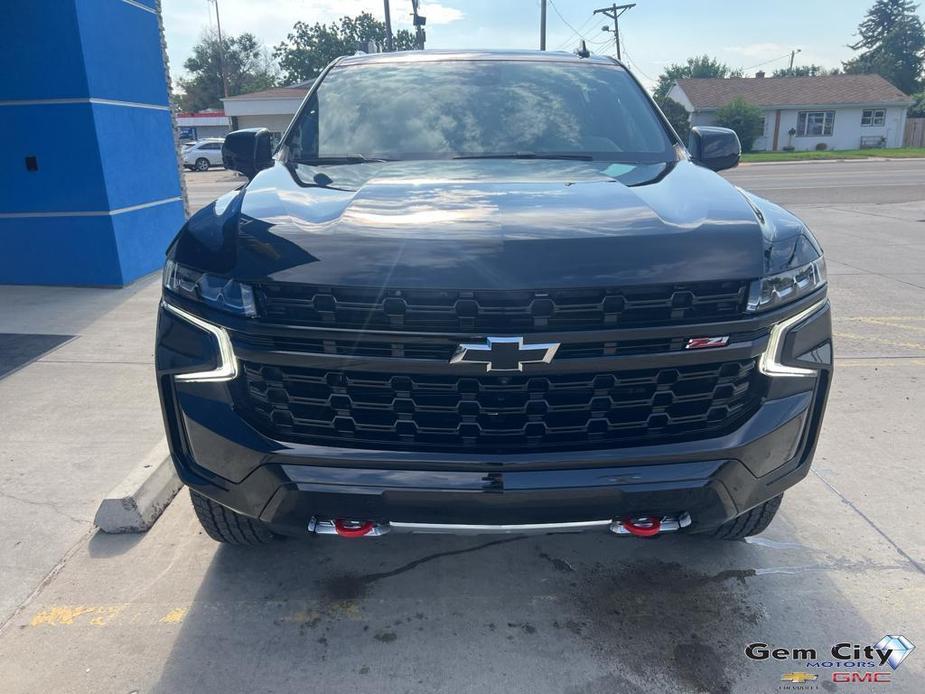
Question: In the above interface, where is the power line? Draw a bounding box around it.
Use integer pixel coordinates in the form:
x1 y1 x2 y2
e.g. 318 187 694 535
548 0 589 44
622 45 655 83
552 11 600 50
547 0 603 50
570 11 601 37
742 52 796 72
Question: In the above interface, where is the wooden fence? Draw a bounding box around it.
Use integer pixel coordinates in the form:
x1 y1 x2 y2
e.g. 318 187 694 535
904 118 925 148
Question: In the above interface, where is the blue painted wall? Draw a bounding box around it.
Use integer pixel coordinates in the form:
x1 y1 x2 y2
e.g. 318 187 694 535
0 0 186 287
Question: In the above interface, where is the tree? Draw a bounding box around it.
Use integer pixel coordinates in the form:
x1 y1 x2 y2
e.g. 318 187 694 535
653 55 743 102
274 13 416 84
177 31 278 112
653 56 743 143
843 0 925 94
714 98 765 152
659 98 693 142
911 91 925 116
772 65 840 77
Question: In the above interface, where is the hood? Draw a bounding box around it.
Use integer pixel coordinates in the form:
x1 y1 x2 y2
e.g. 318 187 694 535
173 159 808 289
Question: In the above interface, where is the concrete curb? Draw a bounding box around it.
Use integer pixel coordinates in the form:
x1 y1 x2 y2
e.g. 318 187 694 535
94 439 182 534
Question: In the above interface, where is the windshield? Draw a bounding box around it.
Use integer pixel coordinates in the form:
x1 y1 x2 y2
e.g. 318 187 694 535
284 59 677 164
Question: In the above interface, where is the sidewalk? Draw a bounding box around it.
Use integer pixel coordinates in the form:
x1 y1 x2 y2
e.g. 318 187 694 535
0 277 165 622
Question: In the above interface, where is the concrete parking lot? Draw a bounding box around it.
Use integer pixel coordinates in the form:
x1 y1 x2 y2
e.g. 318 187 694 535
0 160 923 693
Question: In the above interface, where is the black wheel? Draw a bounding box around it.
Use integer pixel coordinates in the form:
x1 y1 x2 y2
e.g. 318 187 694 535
706 494 783 540
189 489 276 544
194 157 210 172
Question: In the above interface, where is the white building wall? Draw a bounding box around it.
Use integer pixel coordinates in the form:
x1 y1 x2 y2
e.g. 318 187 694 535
689 106 907 152
233 114 296 138
223 98 304 117
774 106 906 151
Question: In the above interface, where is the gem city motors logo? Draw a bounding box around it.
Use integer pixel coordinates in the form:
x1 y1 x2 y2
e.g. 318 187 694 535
746 635 915 688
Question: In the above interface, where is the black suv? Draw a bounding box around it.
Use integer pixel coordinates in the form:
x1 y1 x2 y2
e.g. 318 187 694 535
156 50 831 544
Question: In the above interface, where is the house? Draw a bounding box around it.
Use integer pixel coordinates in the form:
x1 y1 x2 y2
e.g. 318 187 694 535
176 110 231 141
221 83 311 145
667 74 914 151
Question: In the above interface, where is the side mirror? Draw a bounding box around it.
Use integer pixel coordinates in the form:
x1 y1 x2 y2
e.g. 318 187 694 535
689 126 741 172
221 128 274 179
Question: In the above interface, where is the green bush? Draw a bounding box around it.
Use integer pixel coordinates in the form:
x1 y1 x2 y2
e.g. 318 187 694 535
714 97 765 153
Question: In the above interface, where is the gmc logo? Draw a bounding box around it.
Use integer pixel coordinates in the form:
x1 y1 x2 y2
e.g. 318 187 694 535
832 672 892 684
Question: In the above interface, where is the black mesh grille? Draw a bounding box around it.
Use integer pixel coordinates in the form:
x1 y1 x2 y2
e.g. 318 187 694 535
255 281 750 332
239 359 762 453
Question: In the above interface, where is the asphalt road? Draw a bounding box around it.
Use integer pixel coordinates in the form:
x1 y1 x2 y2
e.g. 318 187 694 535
0 160 922 694
725 158 925 205
184 167 245 212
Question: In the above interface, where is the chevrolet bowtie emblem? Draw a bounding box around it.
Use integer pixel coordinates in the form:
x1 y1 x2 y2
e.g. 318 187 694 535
450 336 560 372
780 673 817 684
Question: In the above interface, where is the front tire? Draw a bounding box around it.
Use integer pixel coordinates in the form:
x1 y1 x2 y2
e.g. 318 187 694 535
189 489 276 544
194 157 210 172
706 494 783 540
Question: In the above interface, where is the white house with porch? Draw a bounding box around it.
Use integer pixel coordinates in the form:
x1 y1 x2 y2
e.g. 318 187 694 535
667 74 913 151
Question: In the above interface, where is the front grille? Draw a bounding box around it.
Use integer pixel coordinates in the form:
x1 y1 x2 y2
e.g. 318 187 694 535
239 359 762 453
256 281 751 333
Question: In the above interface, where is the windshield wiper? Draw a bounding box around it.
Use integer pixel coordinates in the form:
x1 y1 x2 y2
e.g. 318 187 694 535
291 155 391 165
453 152 594 161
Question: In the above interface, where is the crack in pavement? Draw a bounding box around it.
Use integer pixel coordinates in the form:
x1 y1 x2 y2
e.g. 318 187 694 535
365 535 530 583
0 489 90 526
319 536 530 601
812 469 925 575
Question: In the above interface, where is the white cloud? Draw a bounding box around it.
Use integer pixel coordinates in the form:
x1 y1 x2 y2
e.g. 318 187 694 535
161 0 463 78
418 3 464 25
724 42 792 59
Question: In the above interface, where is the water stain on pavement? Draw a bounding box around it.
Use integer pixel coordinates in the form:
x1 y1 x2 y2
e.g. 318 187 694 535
318 535 529 602
569 559 763 694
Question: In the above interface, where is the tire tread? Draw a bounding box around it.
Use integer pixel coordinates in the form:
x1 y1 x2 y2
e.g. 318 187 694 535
707 494 783 540
189 490 275 545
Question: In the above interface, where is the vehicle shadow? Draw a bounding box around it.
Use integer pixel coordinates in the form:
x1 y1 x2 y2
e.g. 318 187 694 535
150 513 890 694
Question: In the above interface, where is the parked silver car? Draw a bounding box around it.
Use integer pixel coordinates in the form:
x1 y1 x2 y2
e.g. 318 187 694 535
182 139 225 172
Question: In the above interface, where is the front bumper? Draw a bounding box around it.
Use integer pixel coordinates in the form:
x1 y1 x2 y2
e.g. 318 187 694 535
156 295 832 537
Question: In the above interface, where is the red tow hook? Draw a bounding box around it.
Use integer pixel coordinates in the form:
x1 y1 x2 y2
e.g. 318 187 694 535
333 519 375 537
621 516 662 537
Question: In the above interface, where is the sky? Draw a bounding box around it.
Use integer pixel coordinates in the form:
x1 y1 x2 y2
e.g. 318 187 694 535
160 0 924 92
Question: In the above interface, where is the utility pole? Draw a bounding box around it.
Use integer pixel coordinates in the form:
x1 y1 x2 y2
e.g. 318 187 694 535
594 3 635 61
789 48 802 71
383 0 394 51
208 0 229 98
411 0 426 50
540 0 547 50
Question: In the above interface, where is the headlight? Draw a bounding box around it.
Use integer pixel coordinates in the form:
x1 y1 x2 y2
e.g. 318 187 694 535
747 257 826 313
163 259 257 317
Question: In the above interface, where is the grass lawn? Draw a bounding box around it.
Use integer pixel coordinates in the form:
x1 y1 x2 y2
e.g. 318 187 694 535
741 147 925 162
